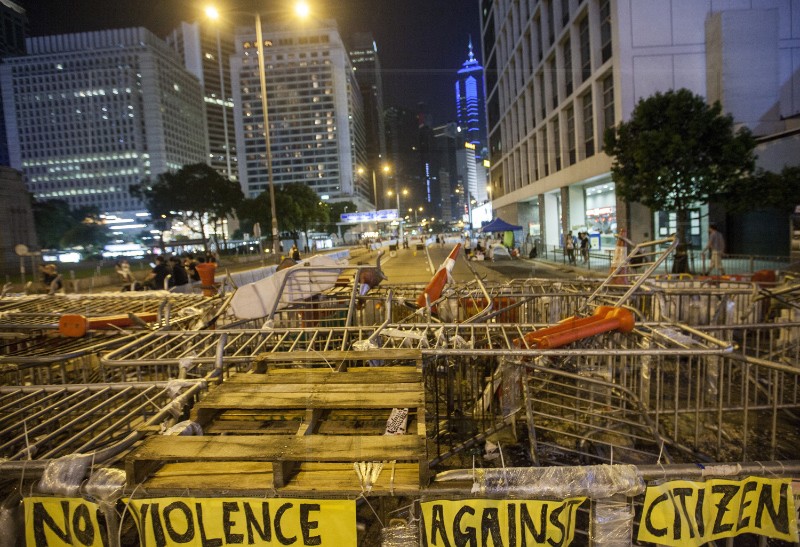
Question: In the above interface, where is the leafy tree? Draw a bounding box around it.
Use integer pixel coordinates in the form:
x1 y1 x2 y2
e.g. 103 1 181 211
322 200 357 234
722 165 800 215
279 183 329 249
131 163 243 252
604 88 756 272
31 200 110 252
237 190 298 247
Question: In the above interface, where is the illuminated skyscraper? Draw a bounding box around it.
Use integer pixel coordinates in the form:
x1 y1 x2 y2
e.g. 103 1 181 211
0 28 207 215
0 0 26 167
230 19 371 209
455 37 487 159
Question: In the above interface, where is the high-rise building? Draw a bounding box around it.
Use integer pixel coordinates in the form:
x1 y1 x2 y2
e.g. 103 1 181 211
0 166 36 277
167 21 237 181
230 19 371 210
384 105 419 211
455 37 487 159
482 0 800 254
0 28 208 216
349 32 387 208
0 0 27 167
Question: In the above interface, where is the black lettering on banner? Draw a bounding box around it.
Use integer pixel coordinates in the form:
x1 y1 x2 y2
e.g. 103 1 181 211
274 502 297 545
150 503 168 547
561 499 582 541
300 503 321 546
736 480 758 530
546 503 565 547
429 504 452 547
222 502 244 544
244 502 272 543
72 503 96 546
163 501 195 544
695 487 705 537
519 502 547 544
507 504 517 547
196 503 223 547
452 505 476 546
755 483 789 534
672 488 696 539
711 484 738 535
643 492 668 538
480 508 502 547
33 501 71 547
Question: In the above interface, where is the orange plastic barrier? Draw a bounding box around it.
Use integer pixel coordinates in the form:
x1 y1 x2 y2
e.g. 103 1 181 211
59 312 159 337
416 243 461 308
514 306 635 349
195 262 218 296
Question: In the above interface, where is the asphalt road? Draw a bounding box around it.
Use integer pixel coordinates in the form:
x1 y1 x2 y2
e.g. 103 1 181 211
353 243 606 285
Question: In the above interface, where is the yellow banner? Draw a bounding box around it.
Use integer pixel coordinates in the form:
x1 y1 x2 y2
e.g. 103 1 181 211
24 496 104 547
421 498 586 546
637 476 798 546
125 497 356 546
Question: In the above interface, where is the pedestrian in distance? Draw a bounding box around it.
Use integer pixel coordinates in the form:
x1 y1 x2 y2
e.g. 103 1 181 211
703 224 726 276
168 256 189 287
565 231 576 264
291 244 301 261
579 232 590 264
144 255 169 290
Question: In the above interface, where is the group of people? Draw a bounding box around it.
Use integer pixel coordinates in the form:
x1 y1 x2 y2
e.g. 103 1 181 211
564 231 591 264
116 252 217 291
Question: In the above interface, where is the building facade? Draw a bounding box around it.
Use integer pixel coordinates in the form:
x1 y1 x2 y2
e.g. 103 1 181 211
167 21 238 181
349 32 387 209
481 0 800 253
0 0 27 167
0 166 36 277
456 38 488 160
0 28 208 216
230 19 371 210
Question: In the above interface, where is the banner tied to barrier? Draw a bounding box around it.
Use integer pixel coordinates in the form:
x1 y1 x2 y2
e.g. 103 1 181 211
637 476 798 546
25 496 356 547
420 498 586 546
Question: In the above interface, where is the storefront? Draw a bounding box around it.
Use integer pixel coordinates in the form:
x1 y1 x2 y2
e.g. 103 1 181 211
583 182 617 250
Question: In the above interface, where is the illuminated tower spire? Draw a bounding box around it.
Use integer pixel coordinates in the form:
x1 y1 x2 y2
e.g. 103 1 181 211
455 36 486 159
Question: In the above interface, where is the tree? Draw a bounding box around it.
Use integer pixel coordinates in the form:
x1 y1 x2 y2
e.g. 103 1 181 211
603 88 756 272
279 183 329 250
31 200 110 252
722 165 800 215
237 190 298 249
131 163 243 252
322 200 357 234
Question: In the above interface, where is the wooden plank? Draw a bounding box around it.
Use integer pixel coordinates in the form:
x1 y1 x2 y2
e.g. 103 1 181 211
195 391 424 410
127 434 424 486
228 367 421 384
253 349 422 364
199 382 422 395
142 462 422 495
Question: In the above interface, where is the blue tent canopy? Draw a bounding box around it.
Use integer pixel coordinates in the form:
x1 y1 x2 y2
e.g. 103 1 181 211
480 217 523 232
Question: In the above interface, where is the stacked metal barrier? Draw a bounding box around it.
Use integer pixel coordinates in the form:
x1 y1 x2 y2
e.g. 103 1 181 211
1 245 798 546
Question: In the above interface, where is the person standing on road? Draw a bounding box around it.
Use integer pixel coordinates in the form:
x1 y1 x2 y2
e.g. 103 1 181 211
144 256 169 290
291 244 301 261
703 224 726 276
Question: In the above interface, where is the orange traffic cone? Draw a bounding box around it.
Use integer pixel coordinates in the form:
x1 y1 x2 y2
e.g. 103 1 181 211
416 243 461 308
195 262 218 296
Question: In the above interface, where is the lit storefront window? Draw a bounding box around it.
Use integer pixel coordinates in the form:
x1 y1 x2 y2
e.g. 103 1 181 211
583 182 616 249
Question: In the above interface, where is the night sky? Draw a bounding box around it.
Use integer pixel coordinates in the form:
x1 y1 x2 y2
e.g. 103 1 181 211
21 0 483 124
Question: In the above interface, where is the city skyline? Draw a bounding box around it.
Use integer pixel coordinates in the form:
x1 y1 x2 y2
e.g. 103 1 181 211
22 0 483 124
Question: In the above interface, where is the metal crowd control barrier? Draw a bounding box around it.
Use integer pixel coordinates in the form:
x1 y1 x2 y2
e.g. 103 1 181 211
0 380 206 477
0 292 215 332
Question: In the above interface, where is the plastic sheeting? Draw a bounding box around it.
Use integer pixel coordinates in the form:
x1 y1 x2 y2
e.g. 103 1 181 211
38 453 93 496
381 520 418 546
85 467 126 505
164 420 203 436
591 497 634 546
438 464 645 499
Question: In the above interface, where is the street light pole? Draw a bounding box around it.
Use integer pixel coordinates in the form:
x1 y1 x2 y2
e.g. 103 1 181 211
255 13 280 256
371 169 378 210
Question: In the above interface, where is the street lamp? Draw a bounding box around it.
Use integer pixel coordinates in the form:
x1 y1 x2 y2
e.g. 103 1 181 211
206 2 309 256
387 186 408 246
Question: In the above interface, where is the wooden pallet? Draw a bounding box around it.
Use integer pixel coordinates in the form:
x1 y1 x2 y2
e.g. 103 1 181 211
126 365 428 493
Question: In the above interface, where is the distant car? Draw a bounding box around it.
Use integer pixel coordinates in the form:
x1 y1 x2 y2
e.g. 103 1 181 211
489 243 511 261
